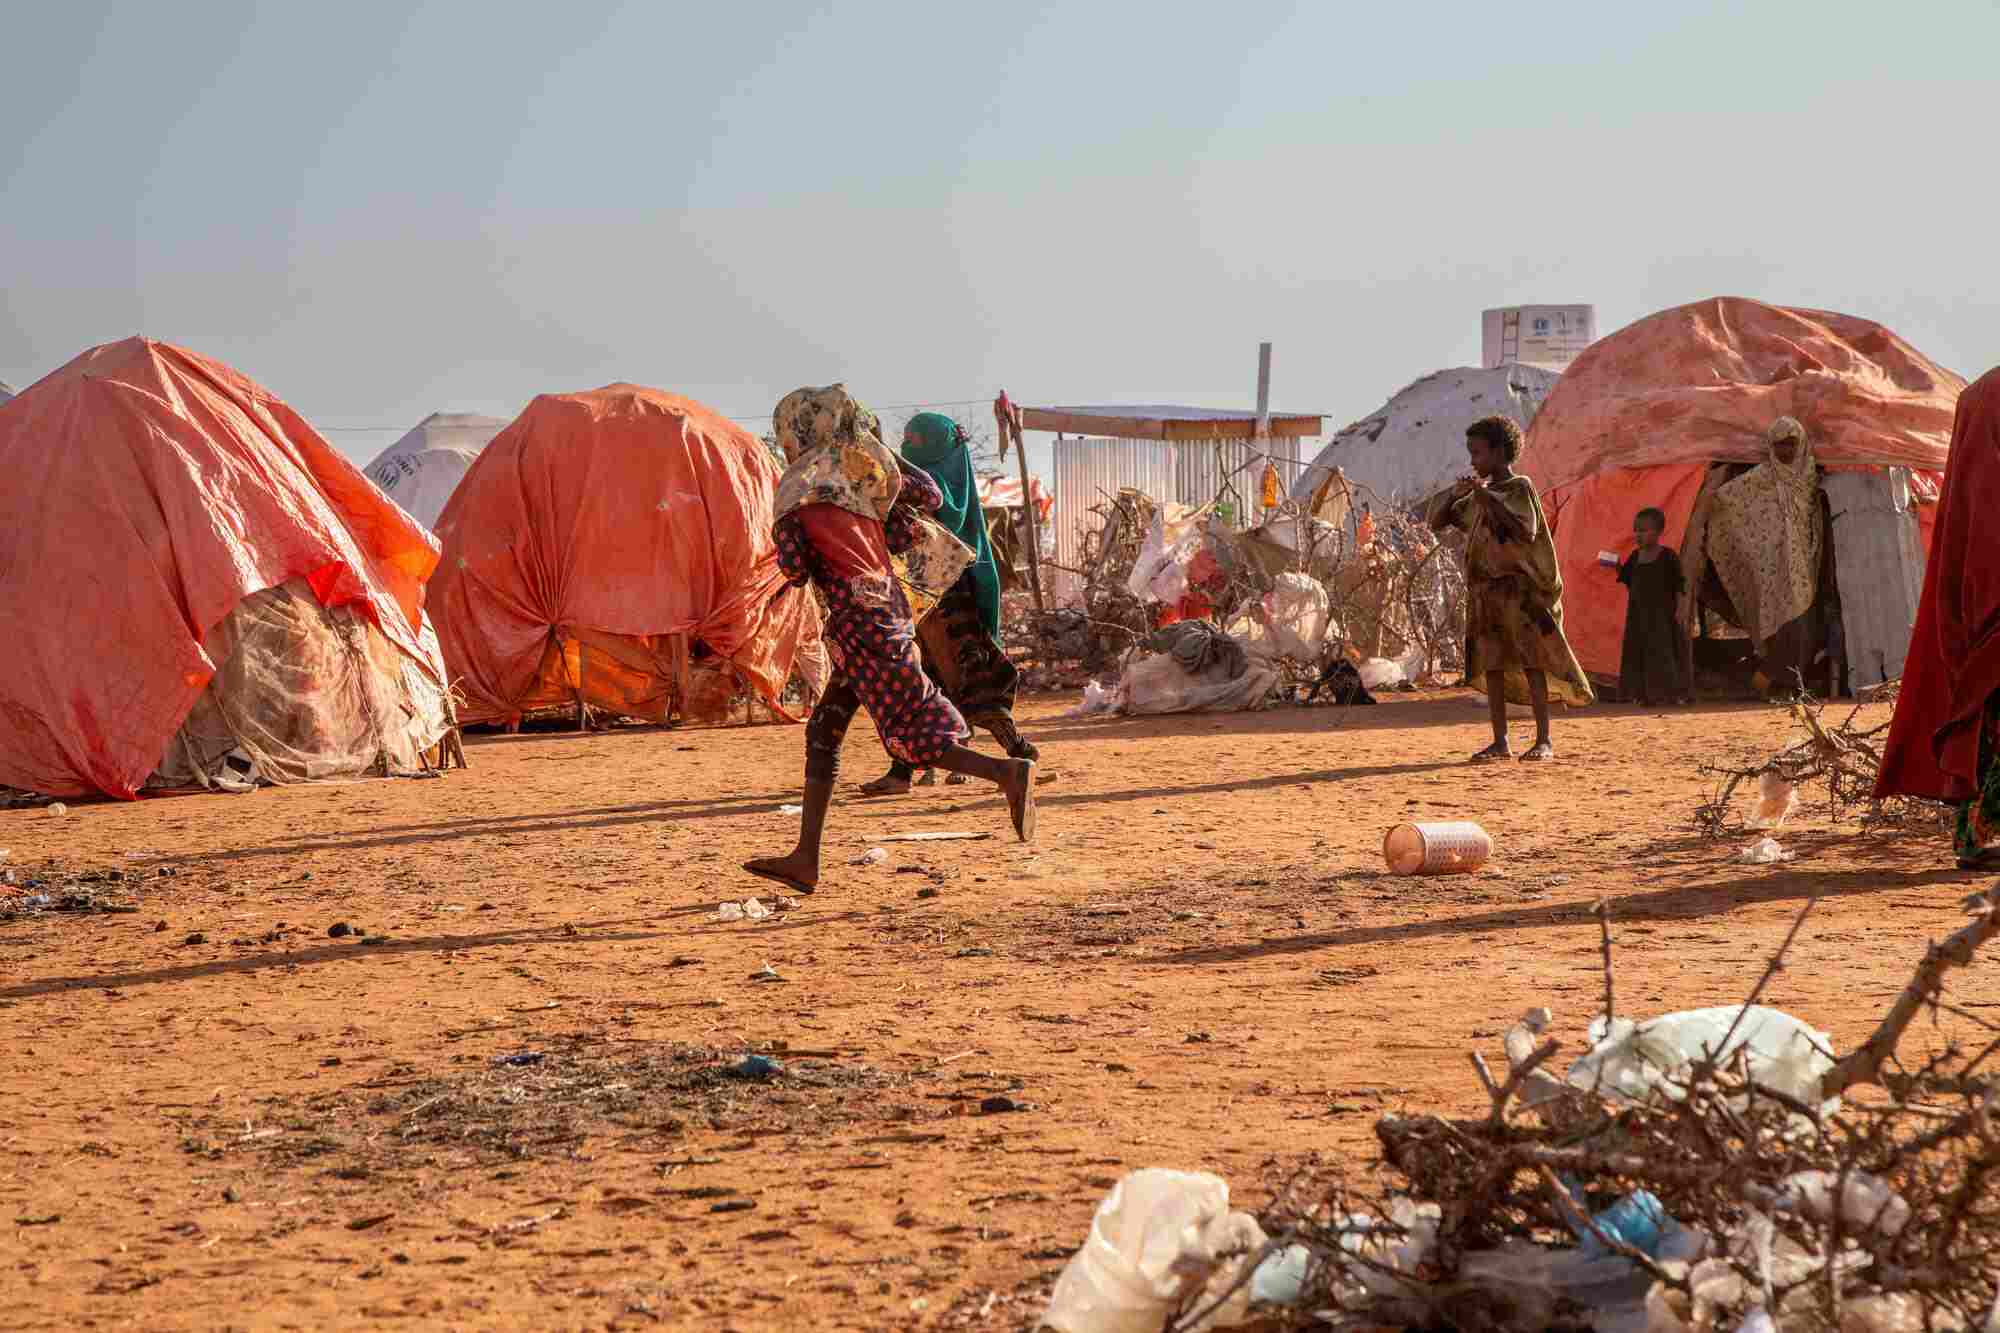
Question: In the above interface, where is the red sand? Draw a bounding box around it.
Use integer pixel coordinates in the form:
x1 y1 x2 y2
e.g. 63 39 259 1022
2 692 1991 1330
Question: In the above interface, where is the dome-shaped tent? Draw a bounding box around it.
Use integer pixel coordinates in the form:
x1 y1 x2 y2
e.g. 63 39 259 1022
430 384 824 728
1524 298 1964 687
1293 364 1560 509
364 411 508 530
0 338 453 798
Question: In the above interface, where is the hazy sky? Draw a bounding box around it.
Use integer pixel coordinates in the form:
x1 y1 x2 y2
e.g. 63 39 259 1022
4 1 1994 476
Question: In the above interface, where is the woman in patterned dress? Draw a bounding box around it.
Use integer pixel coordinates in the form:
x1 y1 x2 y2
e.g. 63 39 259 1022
1426 415 1594 761
1876 367 2000 869
744 386 1036 895
860 412 1039 796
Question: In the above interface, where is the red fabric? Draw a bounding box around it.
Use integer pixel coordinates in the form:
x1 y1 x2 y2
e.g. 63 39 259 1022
0 337 440 799
1524 298 1964 677
795 505 892 582
430 384 820 725
1877 367 2000 802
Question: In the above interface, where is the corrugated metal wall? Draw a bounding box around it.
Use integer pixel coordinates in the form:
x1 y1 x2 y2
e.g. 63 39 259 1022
1049 436 1308 604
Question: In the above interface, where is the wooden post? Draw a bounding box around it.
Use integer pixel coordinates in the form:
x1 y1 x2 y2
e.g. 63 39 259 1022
996 391 1046 617
1254 341 1272 440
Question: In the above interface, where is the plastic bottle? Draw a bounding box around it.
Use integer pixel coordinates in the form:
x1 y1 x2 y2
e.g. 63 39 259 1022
1260 461 1281 509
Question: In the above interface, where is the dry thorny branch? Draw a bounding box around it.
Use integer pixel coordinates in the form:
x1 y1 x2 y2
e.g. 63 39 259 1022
1235 891 2000 1332
1018 476 1468 688
1694 689 1950 837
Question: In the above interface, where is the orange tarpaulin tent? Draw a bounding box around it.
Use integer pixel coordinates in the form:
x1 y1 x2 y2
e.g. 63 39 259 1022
0 337 445 799
1522 298 1964 679
430 385 824 727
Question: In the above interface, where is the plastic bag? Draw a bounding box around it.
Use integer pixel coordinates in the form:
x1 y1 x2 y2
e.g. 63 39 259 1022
1357 657 1407 690
1067 680 1117 718
1127 505 1204 606
1042 1169 1266 1333
1748 772 1800 829
1738 836 1794 864
1233 573 1332 663
1776 1170 1909 1236
1566 1005 1837 1113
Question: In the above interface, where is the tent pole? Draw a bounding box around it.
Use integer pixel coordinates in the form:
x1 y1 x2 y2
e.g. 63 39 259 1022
997 392 1046 619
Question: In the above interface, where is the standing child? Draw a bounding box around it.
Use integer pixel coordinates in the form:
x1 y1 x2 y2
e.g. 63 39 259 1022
1617 507 1692 706
1426 416 1594 762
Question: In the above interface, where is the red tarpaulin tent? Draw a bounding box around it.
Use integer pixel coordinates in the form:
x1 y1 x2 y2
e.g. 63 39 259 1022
429 384 824 727
0 337 447 799
1523 298 1964 681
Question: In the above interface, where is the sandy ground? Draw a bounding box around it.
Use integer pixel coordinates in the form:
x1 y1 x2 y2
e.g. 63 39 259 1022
2 690 1994 1332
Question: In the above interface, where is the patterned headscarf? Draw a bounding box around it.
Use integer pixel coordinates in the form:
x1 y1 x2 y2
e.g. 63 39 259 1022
772 384 903 525
1764 416 1818 501
1704 415 1824 643
769 385 974 613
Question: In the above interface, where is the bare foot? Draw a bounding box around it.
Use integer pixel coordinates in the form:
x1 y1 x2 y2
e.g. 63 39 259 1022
1470 741 1512 763
744 852 818 895
1518 740 1555 762
1001 759 1037 843
857 773 910 798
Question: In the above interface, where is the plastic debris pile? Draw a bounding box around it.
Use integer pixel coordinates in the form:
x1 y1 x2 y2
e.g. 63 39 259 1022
1042 894 2000 1331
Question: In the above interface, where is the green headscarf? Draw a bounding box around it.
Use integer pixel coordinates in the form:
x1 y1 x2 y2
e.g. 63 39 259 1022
902 413 1001 638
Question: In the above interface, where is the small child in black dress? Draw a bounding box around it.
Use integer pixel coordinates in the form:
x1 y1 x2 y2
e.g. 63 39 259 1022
1617 507 1692 706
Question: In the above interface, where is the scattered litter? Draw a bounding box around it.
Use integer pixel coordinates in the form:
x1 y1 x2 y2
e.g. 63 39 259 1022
1384 820 1493 875
714 898 771 922
1042 1169 1268 1333
181 932 207 946
1748 771 1800 829
748 963 784 984
978 1095 1031 1114
1737 835 1794 864
709 1199 755 1214
724 1054 786 1080
779 804 803 815
360 935 390 946
1777 1170 1909 1236
1248 1243 1315 1307
46 803 66 817
493 1051 546 1067
1068 680 1115 718
327 922 354 938
853 847 888 866
1356 656 1408 691
880 831 991 843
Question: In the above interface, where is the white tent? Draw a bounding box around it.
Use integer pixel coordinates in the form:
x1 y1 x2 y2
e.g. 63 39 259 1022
1292 364 1560 508
0 380 15 405
364 411 508 531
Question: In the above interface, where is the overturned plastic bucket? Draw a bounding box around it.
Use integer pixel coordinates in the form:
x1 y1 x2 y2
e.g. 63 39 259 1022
1384 821 1492 875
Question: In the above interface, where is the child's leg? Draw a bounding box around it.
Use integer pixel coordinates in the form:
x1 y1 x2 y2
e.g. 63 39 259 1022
931 745 1037 841
1473 671 1511 760
1520 669 1554 760
744 678 860 892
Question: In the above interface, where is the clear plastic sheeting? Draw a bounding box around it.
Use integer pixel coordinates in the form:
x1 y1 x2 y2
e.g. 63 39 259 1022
150 579 451 790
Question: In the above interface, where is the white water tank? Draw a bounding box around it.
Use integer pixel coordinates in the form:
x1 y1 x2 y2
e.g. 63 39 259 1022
1482 305 1596 371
